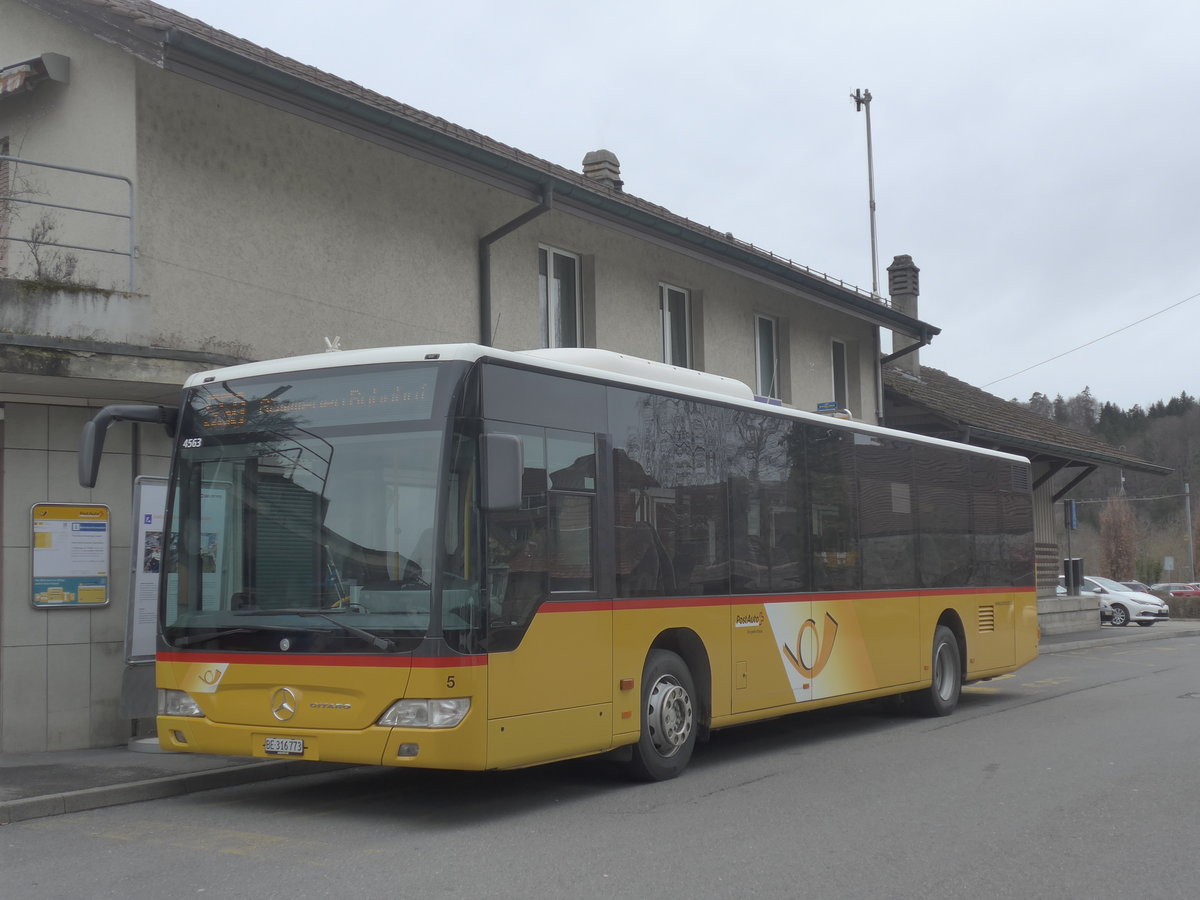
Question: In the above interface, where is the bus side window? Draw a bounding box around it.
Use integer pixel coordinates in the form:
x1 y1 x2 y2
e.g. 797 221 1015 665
546 429 596 595
487 499 548 626
807 427 861 591
486 426 549 631
550 493 594 592
485 425 598 642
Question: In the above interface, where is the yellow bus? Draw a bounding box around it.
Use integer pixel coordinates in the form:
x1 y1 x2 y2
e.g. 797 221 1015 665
80 344 1038 780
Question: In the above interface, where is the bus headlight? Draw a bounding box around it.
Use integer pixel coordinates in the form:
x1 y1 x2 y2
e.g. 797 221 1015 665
378 698 470 728
158 689 204 717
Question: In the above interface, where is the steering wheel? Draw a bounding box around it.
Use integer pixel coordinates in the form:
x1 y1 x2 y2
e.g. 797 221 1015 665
399 560 430 589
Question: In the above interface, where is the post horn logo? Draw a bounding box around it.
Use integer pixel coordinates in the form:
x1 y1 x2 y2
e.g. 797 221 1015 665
782 612 840 678
271 687 298 722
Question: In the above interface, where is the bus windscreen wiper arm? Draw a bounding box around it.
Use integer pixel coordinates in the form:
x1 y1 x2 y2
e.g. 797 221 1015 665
233 608 395 651
174 627 255 647
301 612 395 651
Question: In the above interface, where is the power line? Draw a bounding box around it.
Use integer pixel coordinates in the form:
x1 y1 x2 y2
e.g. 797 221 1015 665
982 289 1200 389
1072 493 1188 505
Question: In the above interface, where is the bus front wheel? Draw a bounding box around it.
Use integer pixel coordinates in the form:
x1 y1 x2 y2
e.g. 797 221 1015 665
628 650 697 781
911 625 962 717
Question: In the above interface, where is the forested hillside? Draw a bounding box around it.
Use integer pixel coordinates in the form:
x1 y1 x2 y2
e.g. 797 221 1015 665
1016 389 1199 583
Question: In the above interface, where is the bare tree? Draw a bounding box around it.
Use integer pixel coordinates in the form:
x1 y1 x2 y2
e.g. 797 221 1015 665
26 213 81 283
1099 497 1136 580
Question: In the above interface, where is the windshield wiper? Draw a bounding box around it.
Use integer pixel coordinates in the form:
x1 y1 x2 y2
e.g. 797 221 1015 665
173 627 256 647
234 608 395 651
303 612 395 651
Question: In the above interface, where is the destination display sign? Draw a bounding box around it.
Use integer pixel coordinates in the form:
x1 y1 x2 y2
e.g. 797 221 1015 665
187 366 439 434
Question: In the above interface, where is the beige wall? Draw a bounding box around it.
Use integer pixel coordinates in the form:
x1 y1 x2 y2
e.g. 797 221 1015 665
134 66 501 359
130 59 880 415
3 7 884 416
487 210 879 417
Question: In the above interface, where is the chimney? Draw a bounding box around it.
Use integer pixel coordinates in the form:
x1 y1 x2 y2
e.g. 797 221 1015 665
582 149 623 191
887 254 921 375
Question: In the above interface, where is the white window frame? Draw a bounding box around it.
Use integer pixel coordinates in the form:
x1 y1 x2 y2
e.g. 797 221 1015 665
831 339 849 412
659 283 691 368
754 314 779 400
539 245 582 348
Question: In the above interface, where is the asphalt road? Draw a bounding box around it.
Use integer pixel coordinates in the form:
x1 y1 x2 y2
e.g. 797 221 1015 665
4 634 1199 900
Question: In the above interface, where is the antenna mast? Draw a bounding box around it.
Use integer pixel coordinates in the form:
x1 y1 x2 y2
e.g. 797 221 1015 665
851 88 880 298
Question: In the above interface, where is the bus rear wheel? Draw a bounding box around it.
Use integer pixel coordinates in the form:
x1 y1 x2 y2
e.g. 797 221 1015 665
911 625 962 717
628 650 697 781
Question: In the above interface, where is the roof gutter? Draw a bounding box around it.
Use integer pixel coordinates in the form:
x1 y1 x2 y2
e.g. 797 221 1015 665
879 329 936 365
479 185 554 346
159 30 939 341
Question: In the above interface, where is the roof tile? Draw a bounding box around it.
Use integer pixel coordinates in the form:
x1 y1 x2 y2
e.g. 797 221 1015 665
883 364 1167 474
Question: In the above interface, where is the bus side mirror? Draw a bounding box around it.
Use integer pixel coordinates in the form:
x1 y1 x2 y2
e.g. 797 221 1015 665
482 433 523 512
79 404 178 488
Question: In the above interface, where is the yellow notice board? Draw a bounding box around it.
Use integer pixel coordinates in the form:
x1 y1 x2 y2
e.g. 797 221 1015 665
31 503 111 608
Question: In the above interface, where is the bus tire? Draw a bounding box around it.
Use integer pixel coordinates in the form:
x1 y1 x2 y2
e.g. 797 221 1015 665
911 625 962 717
628 650 697 781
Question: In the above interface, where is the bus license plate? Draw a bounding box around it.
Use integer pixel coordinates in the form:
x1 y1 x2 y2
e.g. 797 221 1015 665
264 737 304 756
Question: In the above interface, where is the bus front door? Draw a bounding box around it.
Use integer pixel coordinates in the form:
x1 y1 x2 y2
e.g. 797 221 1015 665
482 464 612 770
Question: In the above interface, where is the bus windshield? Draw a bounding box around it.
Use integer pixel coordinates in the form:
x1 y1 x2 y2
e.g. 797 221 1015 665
161 363 479 653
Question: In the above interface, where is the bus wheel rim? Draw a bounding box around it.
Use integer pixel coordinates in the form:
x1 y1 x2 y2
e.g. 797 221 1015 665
933 642 955 701
647 675 693 757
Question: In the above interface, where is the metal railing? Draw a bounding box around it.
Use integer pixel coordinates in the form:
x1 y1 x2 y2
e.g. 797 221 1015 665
0 155 136 291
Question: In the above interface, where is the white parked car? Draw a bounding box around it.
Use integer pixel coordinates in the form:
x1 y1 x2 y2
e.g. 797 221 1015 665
1082 576 1170 627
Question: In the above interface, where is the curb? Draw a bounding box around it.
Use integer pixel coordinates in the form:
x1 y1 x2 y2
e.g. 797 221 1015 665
1039 621 1200 655
0 760 349 825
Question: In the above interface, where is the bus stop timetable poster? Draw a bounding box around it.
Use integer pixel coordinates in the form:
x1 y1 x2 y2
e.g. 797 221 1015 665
32 503 111 608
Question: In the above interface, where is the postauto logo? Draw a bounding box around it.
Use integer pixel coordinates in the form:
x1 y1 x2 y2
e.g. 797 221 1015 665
781 612 840 678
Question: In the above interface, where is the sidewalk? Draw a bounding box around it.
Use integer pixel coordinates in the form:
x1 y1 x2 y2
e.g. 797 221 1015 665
4 620 1199 825
0 737 351 825
1038 617 1200 652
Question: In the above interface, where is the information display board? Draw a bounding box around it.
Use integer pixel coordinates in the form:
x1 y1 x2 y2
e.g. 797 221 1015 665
128 478 168 662
31 503 111 608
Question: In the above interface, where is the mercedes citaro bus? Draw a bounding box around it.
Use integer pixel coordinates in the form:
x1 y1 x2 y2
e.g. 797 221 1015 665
80 344 1038 780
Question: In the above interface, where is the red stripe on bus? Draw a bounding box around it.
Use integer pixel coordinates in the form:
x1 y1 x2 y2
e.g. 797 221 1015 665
614 586 1033 611
617 596 734 611
539 600 614 613
157 651 487 668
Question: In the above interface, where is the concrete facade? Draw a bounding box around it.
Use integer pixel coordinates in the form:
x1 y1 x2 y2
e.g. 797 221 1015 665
0 0 936 751
1 403 171 750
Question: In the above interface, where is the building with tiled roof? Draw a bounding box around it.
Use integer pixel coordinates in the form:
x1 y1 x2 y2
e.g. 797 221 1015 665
882 365 1167 480
2 0 947 752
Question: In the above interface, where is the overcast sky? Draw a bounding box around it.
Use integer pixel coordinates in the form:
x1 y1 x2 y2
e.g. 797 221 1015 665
164 0 1199 411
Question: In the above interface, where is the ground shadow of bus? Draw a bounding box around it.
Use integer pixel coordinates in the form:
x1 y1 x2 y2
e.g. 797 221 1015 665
212 688 1014 825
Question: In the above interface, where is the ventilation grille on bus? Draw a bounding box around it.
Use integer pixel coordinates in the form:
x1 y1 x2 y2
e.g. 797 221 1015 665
978 605 996 633
1010 464 1031 493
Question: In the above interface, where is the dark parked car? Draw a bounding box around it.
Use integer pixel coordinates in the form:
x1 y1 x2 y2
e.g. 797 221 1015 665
1149 582 1200 598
